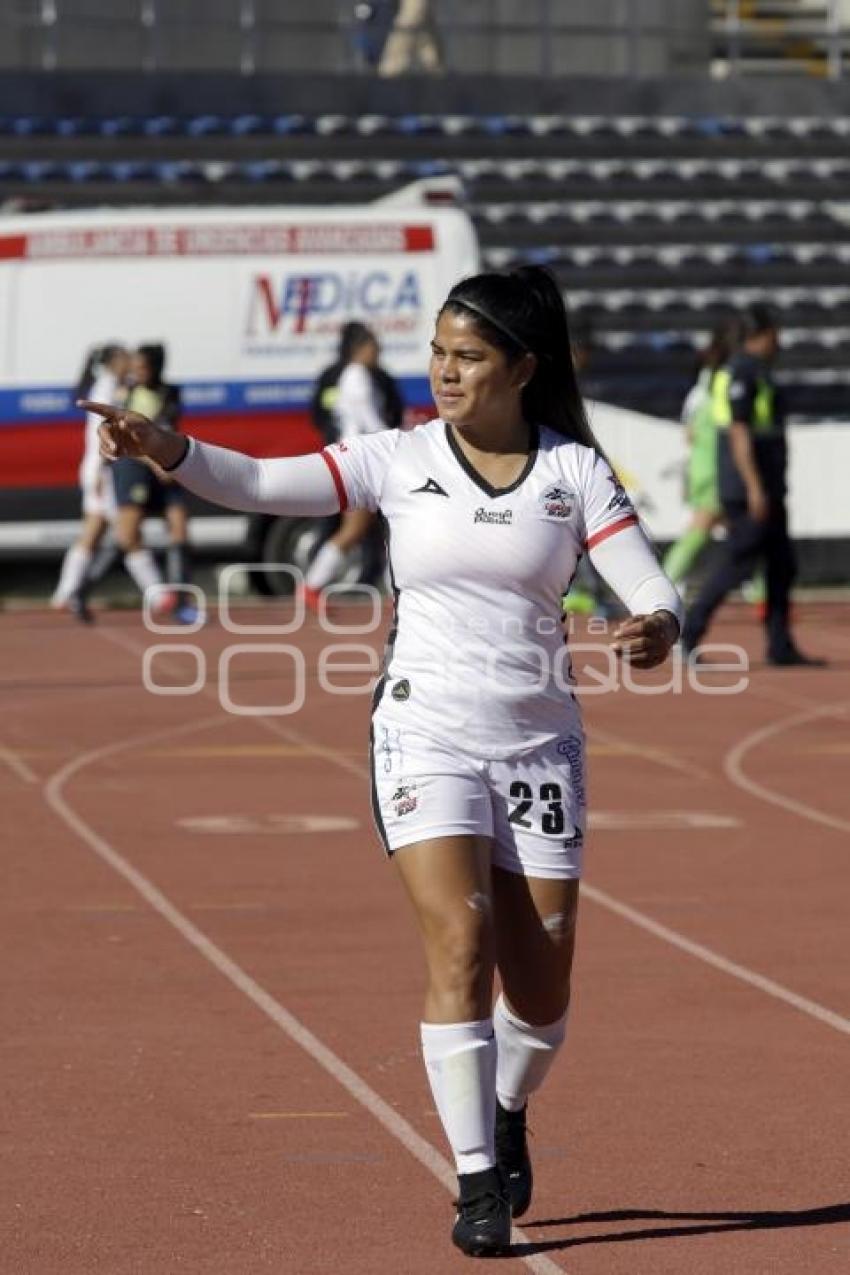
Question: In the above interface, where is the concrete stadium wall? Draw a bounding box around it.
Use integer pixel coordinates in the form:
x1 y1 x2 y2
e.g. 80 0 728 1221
3 69 850 119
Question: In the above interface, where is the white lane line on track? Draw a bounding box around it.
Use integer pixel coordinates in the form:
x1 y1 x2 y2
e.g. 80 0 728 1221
0 742 38 784
99 625 850 1037
253 716 850 1040
47 637 566 1275
724 700 850 836
579 882 850 1037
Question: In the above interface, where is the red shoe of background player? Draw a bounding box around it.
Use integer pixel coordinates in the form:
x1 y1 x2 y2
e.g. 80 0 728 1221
300 584 322 615
150 588 179 621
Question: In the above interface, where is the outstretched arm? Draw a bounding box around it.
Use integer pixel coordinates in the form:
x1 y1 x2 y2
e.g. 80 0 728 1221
79 399 342 517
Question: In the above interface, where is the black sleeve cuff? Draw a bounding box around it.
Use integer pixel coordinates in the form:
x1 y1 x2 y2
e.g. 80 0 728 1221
161 436 191 472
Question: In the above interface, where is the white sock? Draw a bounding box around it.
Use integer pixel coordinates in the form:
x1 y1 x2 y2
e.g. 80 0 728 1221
494 994 568 1113
52 545 91 606
125 549 162 595
305 541 345 591
421 1019 497 1175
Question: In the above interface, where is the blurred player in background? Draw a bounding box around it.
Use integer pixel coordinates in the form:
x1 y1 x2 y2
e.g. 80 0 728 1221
303 321 403 608
51 343 130 622
681 305 823 666
662 315 743 590
378 0 443 75
111 343 193 617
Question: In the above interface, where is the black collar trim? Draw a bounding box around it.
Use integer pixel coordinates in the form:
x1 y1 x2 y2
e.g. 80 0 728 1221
443 421 539 499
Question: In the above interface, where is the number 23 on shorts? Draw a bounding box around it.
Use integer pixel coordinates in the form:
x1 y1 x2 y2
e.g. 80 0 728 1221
508 781 568 835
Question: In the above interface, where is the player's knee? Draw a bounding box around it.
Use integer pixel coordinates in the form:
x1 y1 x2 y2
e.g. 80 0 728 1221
427 905 493 998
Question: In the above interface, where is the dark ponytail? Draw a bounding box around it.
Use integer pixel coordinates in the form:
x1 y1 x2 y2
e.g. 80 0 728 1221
74 343 125 399
440 266 602 451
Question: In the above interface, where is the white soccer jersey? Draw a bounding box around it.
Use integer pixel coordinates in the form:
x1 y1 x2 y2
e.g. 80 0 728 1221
335 363 386 440
80 369 120 491
323 418 660 758
175 417 681 761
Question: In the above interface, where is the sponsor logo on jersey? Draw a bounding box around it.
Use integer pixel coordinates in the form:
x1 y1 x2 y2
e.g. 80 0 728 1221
411 477 449 496
473 507 513 525
540 483 576 520
391 781 418 817
391 678 411 702
605 474 633 514
556 734 587 807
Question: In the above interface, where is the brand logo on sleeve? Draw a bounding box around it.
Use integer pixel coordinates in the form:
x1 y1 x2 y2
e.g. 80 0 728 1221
411 477 449 496
391 678 411 702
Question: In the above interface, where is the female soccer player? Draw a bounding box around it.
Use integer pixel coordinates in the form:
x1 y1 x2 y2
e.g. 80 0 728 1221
110 343 188 608
51 343 130 620
82 267 681 1258
304 321 403 607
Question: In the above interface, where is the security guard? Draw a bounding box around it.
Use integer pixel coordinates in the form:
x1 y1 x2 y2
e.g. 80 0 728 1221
682 304 822 666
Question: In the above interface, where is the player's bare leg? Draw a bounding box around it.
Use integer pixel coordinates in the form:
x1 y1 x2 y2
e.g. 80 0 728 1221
303 509 376 608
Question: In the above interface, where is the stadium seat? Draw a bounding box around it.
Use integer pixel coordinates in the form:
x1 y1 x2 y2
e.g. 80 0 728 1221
186 115 225 137
272 114 310 135
230 114 268 136
143 116 179 137
8 116 50 136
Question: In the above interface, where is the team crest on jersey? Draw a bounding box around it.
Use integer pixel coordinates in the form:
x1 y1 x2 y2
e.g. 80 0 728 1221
391 782 418 817
539 483 576 520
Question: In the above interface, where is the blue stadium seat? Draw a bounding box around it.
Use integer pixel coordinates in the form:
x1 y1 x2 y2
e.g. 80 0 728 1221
230 114 268 136
410 160 451 178
99 116 141 137
153 160 201 182
394 115 442 135
143 115 179 137
55 117 98 137
107 160 155 181
272 114 310 135
186 114 225 137
243 160 283 182
66 161 104 182
19 160 60 181
9 116 50 136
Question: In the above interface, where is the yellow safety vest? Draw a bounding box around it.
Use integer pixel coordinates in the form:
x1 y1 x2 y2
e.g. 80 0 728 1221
711 367 775 434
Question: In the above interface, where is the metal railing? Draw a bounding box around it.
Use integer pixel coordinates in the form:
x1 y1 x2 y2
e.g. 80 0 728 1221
2 0 847 78
712 0 849 78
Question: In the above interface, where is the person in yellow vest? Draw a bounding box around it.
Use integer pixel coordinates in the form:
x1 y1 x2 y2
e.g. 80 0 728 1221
110 344 189 617
681 305 823 666
662 316 741 589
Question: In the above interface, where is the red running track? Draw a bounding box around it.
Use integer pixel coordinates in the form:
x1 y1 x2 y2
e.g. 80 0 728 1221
2 601 849 1274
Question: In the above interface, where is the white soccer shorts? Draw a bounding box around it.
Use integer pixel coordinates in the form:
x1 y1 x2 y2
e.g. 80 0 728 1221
370 707 587 880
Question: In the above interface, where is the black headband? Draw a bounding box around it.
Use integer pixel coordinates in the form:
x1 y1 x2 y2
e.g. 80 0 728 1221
449 297 532 354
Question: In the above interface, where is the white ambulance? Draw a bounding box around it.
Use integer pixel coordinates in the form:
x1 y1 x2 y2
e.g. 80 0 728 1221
0 182 479 579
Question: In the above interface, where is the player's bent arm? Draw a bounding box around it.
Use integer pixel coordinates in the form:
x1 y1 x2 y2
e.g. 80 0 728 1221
728 420 762 492
164 437 342 517
588 521 683 635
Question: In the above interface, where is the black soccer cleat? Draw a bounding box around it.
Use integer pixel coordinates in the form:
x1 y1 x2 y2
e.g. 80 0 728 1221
451 1166 512 1258
766 645 826 668
67 590 94 625
495 1100 533 1219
